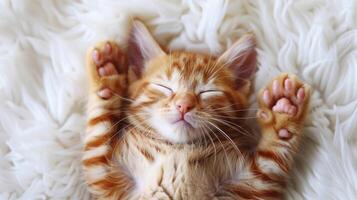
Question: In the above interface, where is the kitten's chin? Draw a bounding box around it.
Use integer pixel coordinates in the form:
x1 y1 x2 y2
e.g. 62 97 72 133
149 112 199 144
152 120 197 144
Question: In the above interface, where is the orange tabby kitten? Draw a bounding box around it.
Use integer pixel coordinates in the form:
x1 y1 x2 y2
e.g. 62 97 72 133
82 20 310 200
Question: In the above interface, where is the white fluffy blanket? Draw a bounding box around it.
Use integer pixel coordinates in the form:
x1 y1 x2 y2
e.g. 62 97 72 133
0 0 356 199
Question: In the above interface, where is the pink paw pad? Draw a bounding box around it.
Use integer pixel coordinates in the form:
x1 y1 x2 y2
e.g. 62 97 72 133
297 88 305 103
262 77 307 116
284 79 293 93
272 80 281 97
278 129 292 139
92 42 121 99
92 50 101 64
98 63 118 77
258 110 269 120
272 98 297 115
263 90 272 106
97 88 112 99
105 42 112 54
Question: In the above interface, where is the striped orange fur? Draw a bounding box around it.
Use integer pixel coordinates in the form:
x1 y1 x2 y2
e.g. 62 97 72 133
82 20 310 200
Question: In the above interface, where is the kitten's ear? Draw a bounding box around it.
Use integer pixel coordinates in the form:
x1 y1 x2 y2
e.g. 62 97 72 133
128 20 166 76
218 34 257 89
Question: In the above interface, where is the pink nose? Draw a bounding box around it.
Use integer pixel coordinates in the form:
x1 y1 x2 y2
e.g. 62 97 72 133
175 93 196 119
176 101 194 119
176 103 192 114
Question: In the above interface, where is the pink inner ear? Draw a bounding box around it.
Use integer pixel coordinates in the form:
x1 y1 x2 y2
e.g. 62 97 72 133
232 49 257 88
127 20 166 77
128 37 145 77
218 35 257 88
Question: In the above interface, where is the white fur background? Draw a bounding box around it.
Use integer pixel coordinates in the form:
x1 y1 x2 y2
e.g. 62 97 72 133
0 0 357 199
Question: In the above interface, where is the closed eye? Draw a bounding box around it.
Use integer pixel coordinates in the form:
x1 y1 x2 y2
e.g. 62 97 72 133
199 90 222 95
199 90 223 98
152 83 173 95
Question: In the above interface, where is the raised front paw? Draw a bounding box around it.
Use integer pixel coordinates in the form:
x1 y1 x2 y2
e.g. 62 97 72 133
86 41 127 99
257 73 310 139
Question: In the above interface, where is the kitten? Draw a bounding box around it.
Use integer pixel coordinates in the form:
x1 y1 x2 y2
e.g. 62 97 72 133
82 20 310 200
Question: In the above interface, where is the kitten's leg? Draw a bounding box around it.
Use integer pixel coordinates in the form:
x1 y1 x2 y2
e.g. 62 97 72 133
251 73 310 197
82 41 132 199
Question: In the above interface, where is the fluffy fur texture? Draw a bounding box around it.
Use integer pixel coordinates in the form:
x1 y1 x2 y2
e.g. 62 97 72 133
0 0 357 199
82 20 312 199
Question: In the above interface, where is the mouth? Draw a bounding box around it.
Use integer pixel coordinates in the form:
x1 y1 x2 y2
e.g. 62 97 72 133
172 119 193 128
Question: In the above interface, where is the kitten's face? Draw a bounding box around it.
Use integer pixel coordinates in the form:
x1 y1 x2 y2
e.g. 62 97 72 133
127 21 256 144
128 52 249 143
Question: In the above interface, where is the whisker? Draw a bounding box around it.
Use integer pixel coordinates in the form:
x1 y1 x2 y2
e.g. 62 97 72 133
110 91 135 102
195 111 253 134
208 107 259 112
199 121 218 164
203 121 230 167
203 116 254 139
195 111 257 120
206 121 241 155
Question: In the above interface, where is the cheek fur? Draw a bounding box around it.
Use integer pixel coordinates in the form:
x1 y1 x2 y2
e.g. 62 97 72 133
200 94 241 118
134 92 175 124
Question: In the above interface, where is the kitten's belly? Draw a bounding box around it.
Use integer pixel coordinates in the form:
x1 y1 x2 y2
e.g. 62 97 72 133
134 155 216 200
